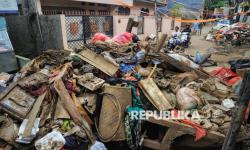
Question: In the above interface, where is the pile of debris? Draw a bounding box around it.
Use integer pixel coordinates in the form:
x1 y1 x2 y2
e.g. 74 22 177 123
205 22 250 47
0 33 249 150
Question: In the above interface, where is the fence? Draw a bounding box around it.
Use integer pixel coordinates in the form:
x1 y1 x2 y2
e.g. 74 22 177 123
65 15 113 49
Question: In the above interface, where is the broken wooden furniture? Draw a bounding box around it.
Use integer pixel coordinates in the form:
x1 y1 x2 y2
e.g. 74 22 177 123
75 49 119 76
0 84 36 120
126 18 139 33
142 117 225 150
76 73 105 91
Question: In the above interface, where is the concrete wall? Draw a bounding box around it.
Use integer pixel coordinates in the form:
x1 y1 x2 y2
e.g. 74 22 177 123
5 15 36 58
130 1 155 16
39 15 68 50
5 15 67 58
113 15 181 39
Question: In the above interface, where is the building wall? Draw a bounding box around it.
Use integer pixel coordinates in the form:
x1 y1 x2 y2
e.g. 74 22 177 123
5 15 67 58
40 0 159 16
130 1 155 16
41 0 112 14
113 15 181 39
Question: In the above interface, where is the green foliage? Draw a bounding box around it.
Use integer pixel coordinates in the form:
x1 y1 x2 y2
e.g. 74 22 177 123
240 1 250 7
169 3 183 17
204 0 226 9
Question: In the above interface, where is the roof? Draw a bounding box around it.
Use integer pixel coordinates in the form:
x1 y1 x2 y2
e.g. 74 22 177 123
72 0 133 7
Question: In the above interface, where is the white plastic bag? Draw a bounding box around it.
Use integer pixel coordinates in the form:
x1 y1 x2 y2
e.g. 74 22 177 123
222 99 235 109
176 87 201 110
91 141 107 150
35 131 65 150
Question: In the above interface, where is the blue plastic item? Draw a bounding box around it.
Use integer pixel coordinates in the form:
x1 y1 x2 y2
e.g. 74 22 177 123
194 52 203 64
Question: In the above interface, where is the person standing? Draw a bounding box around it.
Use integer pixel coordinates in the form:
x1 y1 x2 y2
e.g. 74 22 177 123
192 19 200 36
198 22 203 35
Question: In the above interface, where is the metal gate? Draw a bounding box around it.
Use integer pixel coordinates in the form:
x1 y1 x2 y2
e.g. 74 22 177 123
65 16 113 49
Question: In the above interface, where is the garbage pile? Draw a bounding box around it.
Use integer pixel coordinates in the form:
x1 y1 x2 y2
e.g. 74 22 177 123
0 33 249 150
206 22 250 47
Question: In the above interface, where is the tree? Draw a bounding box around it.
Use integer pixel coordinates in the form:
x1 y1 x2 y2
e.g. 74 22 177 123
169 3 183 17
204 0 226 9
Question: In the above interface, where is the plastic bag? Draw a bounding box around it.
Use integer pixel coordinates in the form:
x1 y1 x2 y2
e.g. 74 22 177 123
92 33 111 44
176 87 201 110
112 32 133 45
168 53 199 69
35 131 65 150
222 99 235 109
91 141 107 150
210 67 241 85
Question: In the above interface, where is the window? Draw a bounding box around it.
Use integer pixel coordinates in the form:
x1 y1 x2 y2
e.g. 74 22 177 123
89 3 95 6
137 16 144 35
140 8 149 16
117 7 130 15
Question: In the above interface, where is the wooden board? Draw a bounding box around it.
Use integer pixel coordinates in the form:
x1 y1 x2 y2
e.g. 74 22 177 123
139 78 173 111
0 86 35 120
156 34 168 52
23 92 47 138
76 49 119 76
146 116 225 143
98 85 132 141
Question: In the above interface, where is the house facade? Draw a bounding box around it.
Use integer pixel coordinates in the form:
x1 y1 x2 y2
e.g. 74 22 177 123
24 0 179 50
40 0 166 16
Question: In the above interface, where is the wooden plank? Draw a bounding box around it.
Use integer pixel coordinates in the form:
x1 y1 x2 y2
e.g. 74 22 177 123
71 93 93 125
146 116 225 143
156 34 168 52
160 128 177 150
0 86 36 120
76 49 119 76
143 139 161 150
139 78 173 111
22 92 47 137
126 18 138 33
160 52 209 79
147 116 195 133
0 82 17 100
54 78 95 143
126 18 134 33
